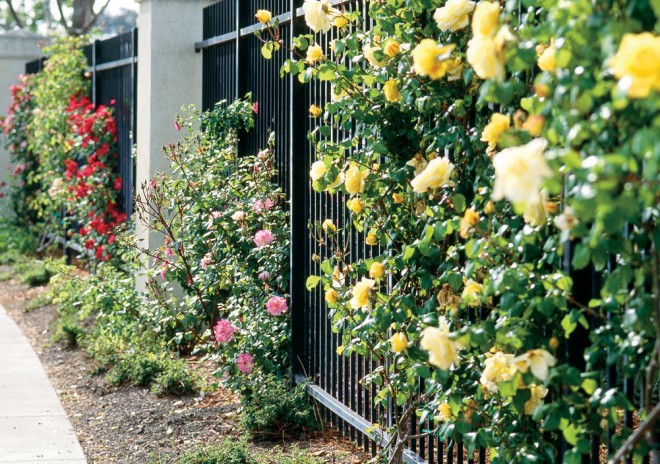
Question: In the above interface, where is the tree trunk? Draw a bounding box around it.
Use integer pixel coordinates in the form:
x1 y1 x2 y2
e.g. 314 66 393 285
69 0 94 35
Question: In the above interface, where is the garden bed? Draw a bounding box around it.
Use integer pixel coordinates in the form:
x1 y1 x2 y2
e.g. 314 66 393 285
0 265 369 464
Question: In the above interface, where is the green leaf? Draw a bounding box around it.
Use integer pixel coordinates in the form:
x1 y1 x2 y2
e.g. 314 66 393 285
571 243 590 270
561 314 577 337
306 275 321 290
261 42 274 60
562 423 580 446
451 194 466 213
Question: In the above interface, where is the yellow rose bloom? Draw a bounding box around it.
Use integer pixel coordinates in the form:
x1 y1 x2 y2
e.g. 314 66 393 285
434 0 475 32
467 34 504 81
492 138 552 206
410 156 455 194
383 40 400 57
480 113 510 151
383 79 401 103
412 39 456 80
446 57 464 81
369 262 385 279
513 349 557 381
392 192 404 204
461 280 483 307
322 219 336 233
471 1 499 38
344 163 366 196
325 288 338 304
610 32 660 99
390 333 408 353
420 317 461 370
302 0 335 33
537 46 556 73
364 45 389 68
346 197 365 214
459 208 480 238
309 160 327 181
365 232 378 246
255 9 272 24
435 402 453 421
350 277 375 311
484 200 495 215
523 193 547 226
524 384 548 415
522 115 545 137
309 104 322 118
333 15 349 28
306 44 324 64
480 351 517 392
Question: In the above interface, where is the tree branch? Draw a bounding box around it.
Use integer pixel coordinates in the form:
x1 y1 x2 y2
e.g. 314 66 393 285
81 0 112 34
55 0 70 30
5 0 24 28
608 402 660 464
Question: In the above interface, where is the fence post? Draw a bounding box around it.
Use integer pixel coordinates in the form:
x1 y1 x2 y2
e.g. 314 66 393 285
134 0 213 291
289 0 307 380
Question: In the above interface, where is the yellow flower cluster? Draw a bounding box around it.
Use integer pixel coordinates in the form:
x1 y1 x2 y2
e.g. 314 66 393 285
390 333 408 353
350 277 376 311
412 40 460 80
434 0 475 32
302 0 338 33
466 2 507 81
410 156 455 194
610 32 660 99
345 163 368 196
420 317 462 370
480 112 510 153
480 348 556 393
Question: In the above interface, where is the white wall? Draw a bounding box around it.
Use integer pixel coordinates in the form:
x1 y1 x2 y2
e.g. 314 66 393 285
0 30 44 219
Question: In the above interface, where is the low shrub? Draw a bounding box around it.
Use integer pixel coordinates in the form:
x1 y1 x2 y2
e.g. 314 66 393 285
175 437 256 464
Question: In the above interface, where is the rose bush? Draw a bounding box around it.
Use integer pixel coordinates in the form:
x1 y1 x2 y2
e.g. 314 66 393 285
258 0 659 462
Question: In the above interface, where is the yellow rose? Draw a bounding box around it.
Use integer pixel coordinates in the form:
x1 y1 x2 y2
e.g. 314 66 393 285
471 1 499 38
383 40 400 57
549 337 560 350
523 193 547 226
392 192 404 204
369 262 385 279
420 317 461 370
344 163 366 196
346 198 364 214
484 200 495 215
364 45 388 68
467 34 504 81
537 44 557 73
406 154 428 176
325 288 338 304
302 0 335 33
459 208 480 238
309 160 327 181
492 138 552 207
333 15 349 28
306 44 324 64
513 349 557 381
522 114 545 137
365 232 378 246
524 384 548 415
434 0 475 32
480 351 517 392
412 39 456 79
461 280 483 307
383 79 401 103
255 9 272 24
435 402 453 421
309 104 322 118
610 32 660 99
446 57 464 81
390 333 408 353
480 113 510 151
322 219 336 233
349 277 375 311
410 156 455 194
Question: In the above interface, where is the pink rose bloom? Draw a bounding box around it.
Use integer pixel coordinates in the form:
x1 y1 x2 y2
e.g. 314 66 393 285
252 102 259 114
258 271 270 281
266 295 288 316
200 253 213 270
236 353 254 374
160 264 167 280
253 198 275 214
213 319 236 343
253 229 275 247
211 211 222 219
257 149 268 160
253 163 259 173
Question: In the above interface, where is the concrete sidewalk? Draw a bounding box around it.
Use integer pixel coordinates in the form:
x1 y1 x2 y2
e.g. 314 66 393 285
0 303 87 464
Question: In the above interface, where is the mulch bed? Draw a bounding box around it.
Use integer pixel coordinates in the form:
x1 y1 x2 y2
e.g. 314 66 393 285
0 266 370 463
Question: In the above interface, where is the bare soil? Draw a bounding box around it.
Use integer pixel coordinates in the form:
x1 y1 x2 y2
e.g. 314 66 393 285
0 267 370 464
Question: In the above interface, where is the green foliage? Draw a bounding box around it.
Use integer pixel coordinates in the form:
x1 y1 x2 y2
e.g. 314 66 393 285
258 0 660 461
174 437 256 464
13 259 54 286
240 374 318 440
133 98 291 398
151 359 201 396
24 291 54 312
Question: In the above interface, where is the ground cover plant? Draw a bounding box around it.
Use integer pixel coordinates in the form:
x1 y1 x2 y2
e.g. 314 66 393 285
256 0 660 462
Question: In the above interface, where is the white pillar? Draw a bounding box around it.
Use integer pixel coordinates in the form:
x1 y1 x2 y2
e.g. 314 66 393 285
135 0 211 290
0 31 44 219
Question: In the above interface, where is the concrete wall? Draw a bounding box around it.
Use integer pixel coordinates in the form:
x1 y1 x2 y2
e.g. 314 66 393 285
0 31 44 218
135 0 214 289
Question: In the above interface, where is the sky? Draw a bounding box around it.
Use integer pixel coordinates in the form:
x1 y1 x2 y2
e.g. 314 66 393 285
106 0 138 14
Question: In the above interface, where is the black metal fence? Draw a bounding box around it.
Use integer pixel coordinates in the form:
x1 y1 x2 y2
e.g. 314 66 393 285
25 29 137 218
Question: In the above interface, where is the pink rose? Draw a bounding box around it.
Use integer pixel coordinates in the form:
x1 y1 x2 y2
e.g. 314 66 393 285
211 211 222 220
253 198 275 214
253 229 275 247
236 353 254 374
214 319 236 343
258 271 270 281
257 149 268 160
200 253 213 270
266 295 288 316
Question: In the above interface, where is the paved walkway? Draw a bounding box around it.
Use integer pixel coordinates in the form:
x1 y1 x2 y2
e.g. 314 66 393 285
0 303 86 464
